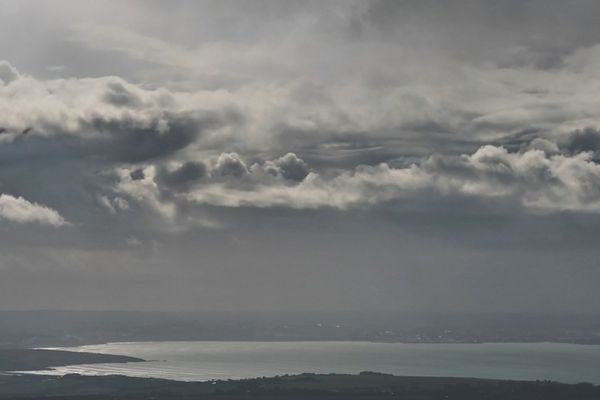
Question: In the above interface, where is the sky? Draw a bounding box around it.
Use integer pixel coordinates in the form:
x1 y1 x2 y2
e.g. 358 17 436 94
1 0 600 313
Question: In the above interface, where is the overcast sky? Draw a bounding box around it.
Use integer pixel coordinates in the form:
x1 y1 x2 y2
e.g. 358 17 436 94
1 0 600 313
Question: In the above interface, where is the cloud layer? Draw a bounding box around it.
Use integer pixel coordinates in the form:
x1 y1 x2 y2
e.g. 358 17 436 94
3 0 600 312
3 52 600 227
109 145 600 216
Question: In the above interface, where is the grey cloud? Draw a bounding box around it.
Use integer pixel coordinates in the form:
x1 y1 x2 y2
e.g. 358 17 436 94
263 152 309 181
98 194 129 214
528 138 559 154
492 129 546 153
0 63 245 163
0 193 68 226
83 110 222 163
0 60 19 84
362 0 600 69
496 46 569 70
115 153 310 223
172 146 600 213
130 168 145 180
6 1 600 313
212 152 248 177
560 127 600 157
102 81 143 108
113 144 600 216
156 161 207 191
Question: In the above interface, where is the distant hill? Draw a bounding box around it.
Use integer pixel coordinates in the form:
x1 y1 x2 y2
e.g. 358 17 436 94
1 310 600 348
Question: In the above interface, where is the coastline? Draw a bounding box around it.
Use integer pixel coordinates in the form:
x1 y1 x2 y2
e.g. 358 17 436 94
0 349 144 372
1 372 599 400
9 341 600 385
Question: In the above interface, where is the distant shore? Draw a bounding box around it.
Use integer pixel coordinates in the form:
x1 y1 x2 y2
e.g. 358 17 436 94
0 349 144 372
3 310 600 349
10 341 600 385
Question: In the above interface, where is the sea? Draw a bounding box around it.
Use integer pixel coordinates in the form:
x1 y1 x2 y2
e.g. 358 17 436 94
23 341 600 384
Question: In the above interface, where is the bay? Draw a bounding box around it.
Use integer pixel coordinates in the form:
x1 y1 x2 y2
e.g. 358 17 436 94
26 341 600 384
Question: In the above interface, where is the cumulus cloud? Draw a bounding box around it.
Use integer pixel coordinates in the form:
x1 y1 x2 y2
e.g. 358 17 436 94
111 146 600 214
262 152 310 181
102 81 143 108
111 152 313 223
98 195 130 214
5 48 600 229
560 127 600 158
3 40 600 171
0 61 243 161
212 152 248 177
0 194 68 226
156 161 207 191
528 138 559 154
113 165 177 222
5 1 600 229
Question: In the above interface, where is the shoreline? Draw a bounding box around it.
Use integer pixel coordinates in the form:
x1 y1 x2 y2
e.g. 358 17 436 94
35 338 600 348
1 372 598 399
8 342 600 386
0 349 144 373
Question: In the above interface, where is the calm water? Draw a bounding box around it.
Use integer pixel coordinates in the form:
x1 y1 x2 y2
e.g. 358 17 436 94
25 341 600 383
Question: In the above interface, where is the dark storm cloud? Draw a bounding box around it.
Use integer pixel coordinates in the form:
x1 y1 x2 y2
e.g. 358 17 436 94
490 129 545 152
212 152 249 177
263 153 309 181
130 168 145 180
156 161 207 191
0 64 245 163
82 109 232 163
560 128 600 158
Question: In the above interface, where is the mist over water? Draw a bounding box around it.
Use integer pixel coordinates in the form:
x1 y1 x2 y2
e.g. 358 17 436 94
26 341 600 384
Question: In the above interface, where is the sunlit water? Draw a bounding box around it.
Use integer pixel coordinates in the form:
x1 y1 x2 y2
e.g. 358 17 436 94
21 341 600 383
